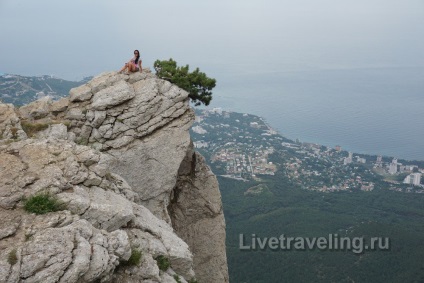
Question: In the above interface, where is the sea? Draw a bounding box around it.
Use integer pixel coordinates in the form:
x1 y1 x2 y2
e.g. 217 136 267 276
208 66 424 161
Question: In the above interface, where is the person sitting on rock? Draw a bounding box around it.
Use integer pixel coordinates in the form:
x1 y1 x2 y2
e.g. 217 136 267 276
118 50 142 74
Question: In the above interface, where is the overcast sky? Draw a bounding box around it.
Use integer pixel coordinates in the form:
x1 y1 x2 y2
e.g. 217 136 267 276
1 0 423 80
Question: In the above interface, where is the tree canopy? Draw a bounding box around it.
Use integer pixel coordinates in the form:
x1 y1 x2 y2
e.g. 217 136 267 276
154 59 216 106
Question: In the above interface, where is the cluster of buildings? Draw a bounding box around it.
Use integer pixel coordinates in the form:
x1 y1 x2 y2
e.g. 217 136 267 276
318 180 375 193
374 156 423 187
212 148 277 179
283 151 376 193
335 175 375 192
279 141 377 192
343 152 366 165
192 109 281 180
192 108 424 193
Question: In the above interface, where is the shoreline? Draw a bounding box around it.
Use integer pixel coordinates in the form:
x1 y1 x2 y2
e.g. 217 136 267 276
204 107 424 165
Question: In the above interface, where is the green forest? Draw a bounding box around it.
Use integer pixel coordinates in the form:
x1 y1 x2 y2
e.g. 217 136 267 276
220 170 424 283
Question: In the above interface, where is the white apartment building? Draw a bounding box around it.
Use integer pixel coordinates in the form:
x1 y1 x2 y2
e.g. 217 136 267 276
388 158 398 174
403 173 422 186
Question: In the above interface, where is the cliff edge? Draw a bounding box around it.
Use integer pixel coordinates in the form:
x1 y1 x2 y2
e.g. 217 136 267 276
0 70 228 283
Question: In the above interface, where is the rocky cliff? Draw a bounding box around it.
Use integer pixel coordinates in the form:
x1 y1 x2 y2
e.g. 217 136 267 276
0 70 229 283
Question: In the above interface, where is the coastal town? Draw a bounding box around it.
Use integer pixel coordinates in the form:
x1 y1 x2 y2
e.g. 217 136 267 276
191 108 424 193
192 108 283 181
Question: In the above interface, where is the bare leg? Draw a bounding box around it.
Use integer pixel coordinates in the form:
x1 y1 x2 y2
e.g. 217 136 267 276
119 61 135 73
128 63 137 72
119 63 128 73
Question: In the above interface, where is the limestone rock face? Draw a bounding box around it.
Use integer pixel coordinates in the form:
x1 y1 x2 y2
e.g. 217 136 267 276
0 138 194 283
18 96 52 120
0 103 27 141
0 69 228 283
63 71 194 223
91 80 135 111
170 148 229 283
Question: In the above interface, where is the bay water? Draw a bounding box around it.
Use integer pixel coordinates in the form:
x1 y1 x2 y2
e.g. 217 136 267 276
208 67 424 161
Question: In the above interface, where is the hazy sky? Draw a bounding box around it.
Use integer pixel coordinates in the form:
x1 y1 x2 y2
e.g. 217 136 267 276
1 0 423 80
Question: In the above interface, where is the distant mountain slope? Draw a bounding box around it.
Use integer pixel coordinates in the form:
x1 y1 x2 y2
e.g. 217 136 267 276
0 74 91 106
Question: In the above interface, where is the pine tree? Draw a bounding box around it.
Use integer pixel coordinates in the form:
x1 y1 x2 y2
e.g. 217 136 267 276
154 58 216 106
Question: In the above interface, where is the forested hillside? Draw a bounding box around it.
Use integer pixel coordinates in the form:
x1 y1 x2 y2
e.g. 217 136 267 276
220 174 424 283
